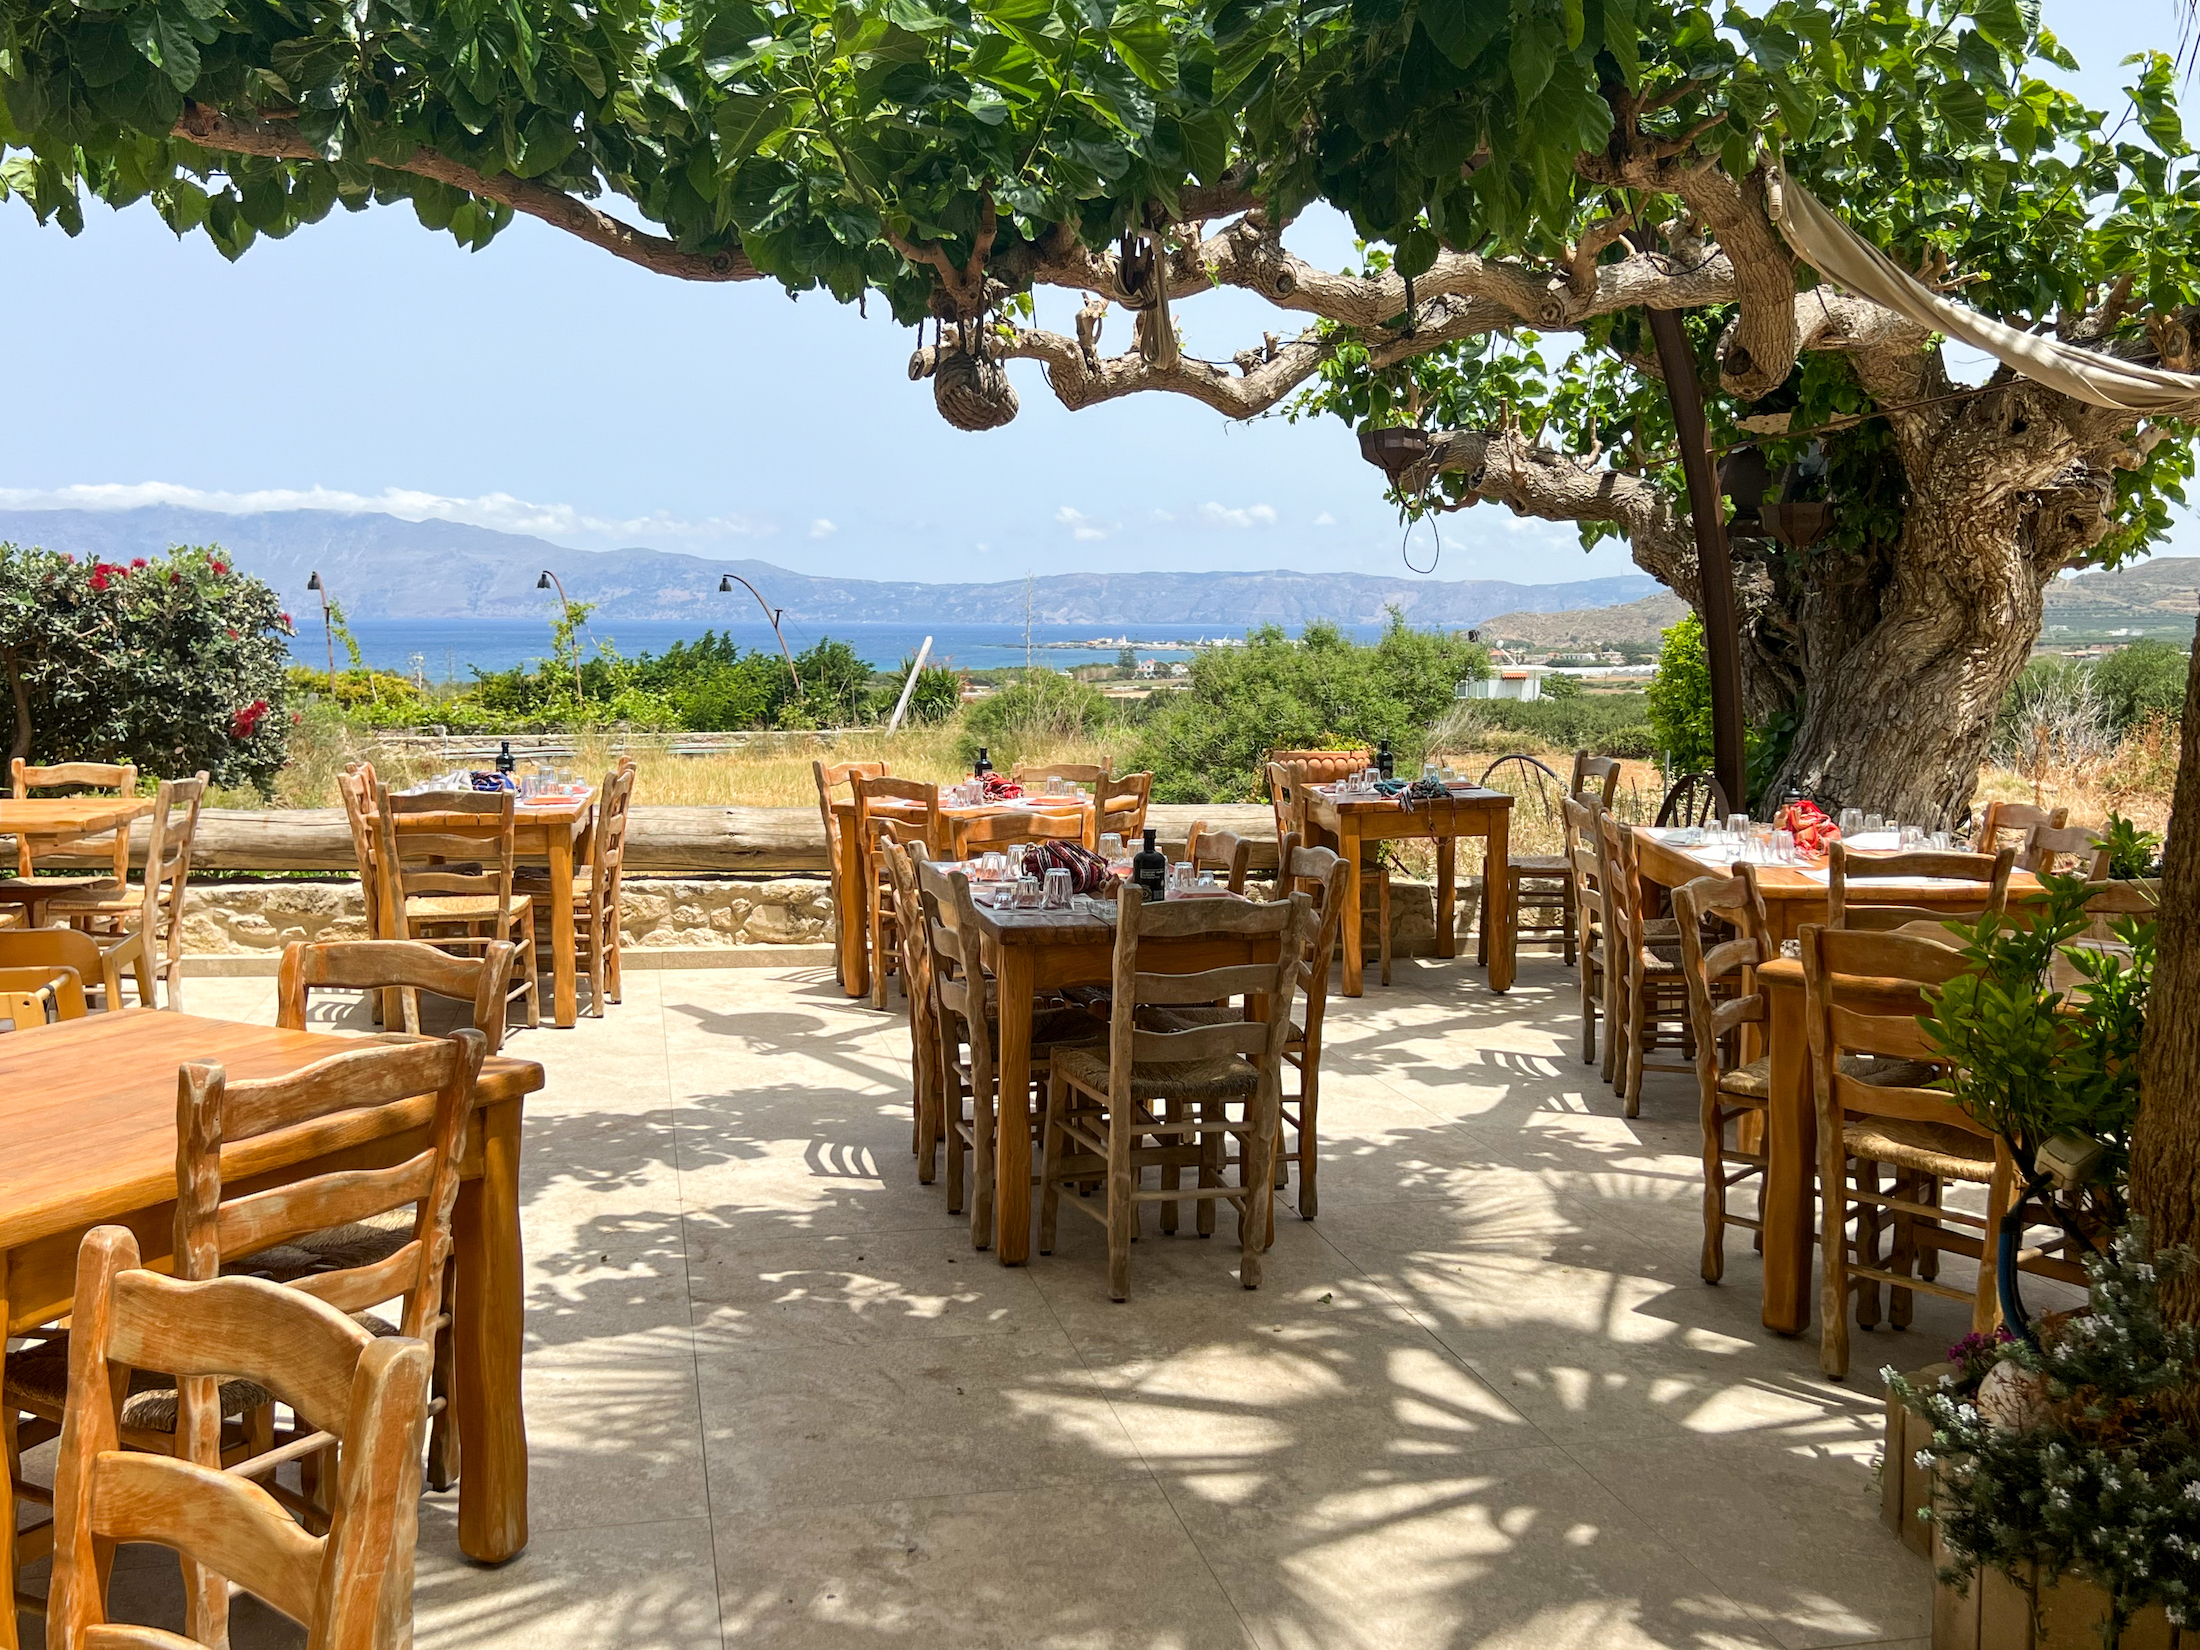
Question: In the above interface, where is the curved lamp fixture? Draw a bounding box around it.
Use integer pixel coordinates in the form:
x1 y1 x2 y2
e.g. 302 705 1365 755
718 572 804 697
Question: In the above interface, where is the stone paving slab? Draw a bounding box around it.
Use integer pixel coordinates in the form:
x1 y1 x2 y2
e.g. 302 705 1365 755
17 956 1995 1649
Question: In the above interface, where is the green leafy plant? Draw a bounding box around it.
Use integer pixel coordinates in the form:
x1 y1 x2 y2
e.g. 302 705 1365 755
2099 812 2163 881
1645 614 1713 775
1918 875 2154 1234
1891 1229 2200 1648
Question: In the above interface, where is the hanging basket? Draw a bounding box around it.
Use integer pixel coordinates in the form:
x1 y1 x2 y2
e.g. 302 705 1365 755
1763 501 1834 548
933 350 1020 432
1359 425 1432 481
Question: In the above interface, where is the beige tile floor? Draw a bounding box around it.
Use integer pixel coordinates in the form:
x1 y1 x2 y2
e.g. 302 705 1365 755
18 953 1995 1650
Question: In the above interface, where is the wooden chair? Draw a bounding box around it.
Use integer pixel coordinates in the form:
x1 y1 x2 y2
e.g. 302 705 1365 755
0 926 108 1011
1183 821 1253 893
374 785 540 1030
947 806 1086 862
0 759 139 924
1038 886 1312 1299
1597 810 1690 1115
0 964 88 1030
813 759 889 986
1562 796 1614 1080
2080 876 2159 941
2019 822 2109 879
1094 770 1152 846
1799 925 2014 1379
518 761 636 1014
1478 752 1571 965
1656 771 1732 828
44 772 209 1013
9 1031 483 1632
1828 842 2014 932
1975 799 2067 856
277 938 516 1053
1012 760 1110 792
1672 867 1773 1283
1268 761 1391 986
854 774 943 1009
48 1226 433 1650
876 831 944 1181
1571 751 1624 810
914 859 1102 1249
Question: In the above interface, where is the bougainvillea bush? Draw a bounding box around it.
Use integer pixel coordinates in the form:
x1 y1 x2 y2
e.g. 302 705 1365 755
0 542 292 792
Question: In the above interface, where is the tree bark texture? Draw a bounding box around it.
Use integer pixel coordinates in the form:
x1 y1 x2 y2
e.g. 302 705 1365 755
2132 616 2200 1324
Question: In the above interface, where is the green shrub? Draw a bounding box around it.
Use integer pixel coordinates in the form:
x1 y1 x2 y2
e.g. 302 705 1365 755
2088 639 2189 734
1456 694 1658 760
958 671 1118 769
1646 613 1713 771
1131 617 1490 802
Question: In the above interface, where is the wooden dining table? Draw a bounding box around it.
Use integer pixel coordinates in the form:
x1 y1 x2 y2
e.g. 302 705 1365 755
1630 827 2044 1335
0 797 154 924
830 796 1090 1001
1298 785 1516 996
0 1008 545 1641
376 790 596 1027
971 891 1282 1266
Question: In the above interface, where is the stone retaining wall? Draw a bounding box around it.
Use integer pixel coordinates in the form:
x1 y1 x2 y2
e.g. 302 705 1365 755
179 874 1489 957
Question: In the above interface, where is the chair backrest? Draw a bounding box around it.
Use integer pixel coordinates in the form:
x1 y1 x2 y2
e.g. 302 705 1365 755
1656 771 1732 829
276 939 516 1052
1827 842 2014 930
1012 761 1110 790
1671 870 1770 1093
951 808 1085 857
1594 809 1650 949
50 1225 431 1650
138 774 210 962
1277 835 1353 1056
1265 762 1301 847
813 760 889 867
591 761 639 891
1479 754 1565 842
1976 799 2067 856
0 927 108 1006
854 773 943 860
1184 821 1253 893
913 859 994 1107
2020 822 2108 879
337 765 383 936
877 835 937 1054
373 786 518 938
1101 886 1313 1100
1267 750 1370 791
1561 795 1607 945
11 758 139 881
1570 752 1623 809
1797 924 1984 1136
0 964 88 1030
1095 771 1152 844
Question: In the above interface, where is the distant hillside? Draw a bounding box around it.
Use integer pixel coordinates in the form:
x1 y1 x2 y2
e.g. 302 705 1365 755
0 506 1661 626
2045 559 2200 636
1480 591 1688 647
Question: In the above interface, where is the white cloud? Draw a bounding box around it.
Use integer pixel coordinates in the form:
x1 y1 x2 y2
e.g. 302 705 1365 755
1055 505 1114 542
808 518 838 539
1198 501 1280 530
1313 511 1338 527
0 481 778 550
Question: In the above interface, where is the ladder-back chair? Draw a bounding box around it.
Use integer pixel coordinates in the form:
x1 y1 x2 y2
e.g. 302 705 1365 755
2019 822 2109 880
0 760 139 923
374 785 539 1030
853 774 942 1009
1094 770 1152 846
1828 842 2014 932
1183 821 1254 893
1672 866 1773 1283
1975 800 2066 856
814 759 889 986
1597 810 1690 1115
1561 796 1614 1080
1479 752 1572 964
45 771 209 1012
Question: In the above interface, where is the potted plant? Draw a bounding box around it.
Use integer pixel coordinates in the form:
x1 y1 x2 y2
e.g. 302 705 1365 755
1888 1231 2200 1649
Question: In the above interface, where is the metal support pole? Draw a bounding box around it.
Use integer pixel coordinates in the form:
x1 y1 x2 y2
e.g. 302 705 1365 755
1645 308 1749 812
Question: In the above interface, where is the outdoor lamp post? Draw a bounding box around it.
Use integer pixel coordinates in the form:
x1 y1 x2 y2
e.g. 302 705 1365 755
306 571 336 692
537 568 585 705
718 572 804 697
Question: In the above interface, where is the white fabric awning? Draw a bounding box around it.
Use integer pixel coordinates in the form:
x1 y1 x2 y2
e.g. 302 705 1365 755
1768 170 2200 416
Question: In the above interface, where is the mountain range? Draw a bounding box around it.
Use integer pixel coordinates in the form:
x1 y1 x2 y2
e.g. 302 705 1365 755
0 506 1658 627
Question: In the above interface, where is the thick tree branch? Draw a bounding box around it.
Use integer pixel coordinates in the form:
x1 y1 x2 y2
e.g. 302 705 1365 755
172 103 760 282
913 327 1335 417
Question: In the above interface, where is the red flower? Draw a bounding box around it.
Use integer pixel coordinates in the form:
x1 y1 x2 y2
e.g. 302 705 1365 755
169 571 181 584
229 699 270 740
209 560 228 576
291 711 302 724
226 627 240 639
279 612 293 629
89 571 109 593
130 558 147 569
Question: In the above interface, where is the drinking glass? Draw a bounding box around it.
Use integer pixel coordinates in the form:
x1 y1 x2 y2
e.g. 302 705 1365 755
1839 808 1863 837
1750 823 1775 862
1726 814 1750 837
1046 776 1064 797
1772 829 1797 864
1863 813 1884 834
1013 875 1043 909
1097 833 1124 864
1439 766 1457 784
1042 868 1073 908
1900 824 1925 849
1928 830 1952 850
1169 862 1195 896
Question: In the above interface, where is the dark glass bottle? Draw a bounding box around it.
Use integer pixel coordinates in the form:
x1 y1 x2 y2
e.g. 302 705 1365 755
1132 828 1168 900
1376 739 1394 781
495 740 515 776
973 746 993 777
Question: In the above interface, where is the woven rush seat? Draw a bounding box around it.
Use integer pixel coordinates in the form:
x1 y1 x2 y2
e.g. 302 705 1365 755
1715 1052 1933 1102
404 892 534 922
1842 1116 1996 1180
1049 1044 1260 1105
5 1344 273 1433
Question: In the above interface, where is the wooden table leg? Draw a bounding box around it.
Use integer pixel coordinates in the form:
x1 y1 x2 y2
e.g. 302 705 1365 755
839 815 871 1000
1762 978 1815 1335
1338 818 1365 998
1435 835 1457 960
454 1100 529 1563
993 948 1037 1264
548 827 578 1028
1487 809 1515 993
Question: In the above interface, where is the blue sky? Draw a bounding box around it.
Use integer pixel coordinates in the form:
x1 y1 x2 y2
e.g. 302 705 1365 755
0 0 2186 585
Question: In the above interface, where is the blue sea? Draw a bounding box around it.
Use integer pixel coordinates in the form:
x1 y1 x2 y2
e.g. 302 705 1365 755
299 619 1394 680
